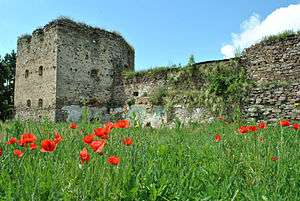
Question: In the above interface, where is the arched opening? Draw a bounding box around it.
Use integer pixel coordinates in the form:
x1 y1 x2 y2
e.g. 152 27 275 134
38 99 43 108
25 70 29 78
38 66 43 76
26 99 31 107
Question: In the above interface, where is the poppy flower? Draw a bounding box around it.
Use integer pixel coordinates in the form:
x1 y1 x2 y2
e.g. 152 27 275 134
14 149 23 159
214 134 221 142
113 120 129 128
271 156 279 161
40 139 57 152
82 134 95 144
0 147 2 157
104 122 114 130
6 137 17 145
123 137 133 146
94 127 110 139
30 143 37 151
239 126 249 134
18 133 37 146
107 155 120 165
90 140 106 153
79 147 90 164
69 122 77 129
54 132 63 144
279 120 290 127
248 126 257 132
293 123 300 130
258 121 267 129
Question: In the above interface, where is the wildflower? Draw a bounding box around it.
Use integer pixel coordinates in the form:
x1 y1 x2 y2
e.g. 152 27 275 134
271 156 279 161
123 137 133 146
6 137 17 145
79 147 90 164
54 132 63 144
104 122 114 130
0 147 2 157
258 121 267 129
30 143 37 151
214 134 221 142
248 126 257 132
90 140 106 153
40 139 57 152
113 120 129 128
14 149 23 159
107 155 120 165
293 123 300 130
94 127 110 139
69 122 77 129
18 133 37 146
82 134 95 144
279 120 290 127
239 126 248 134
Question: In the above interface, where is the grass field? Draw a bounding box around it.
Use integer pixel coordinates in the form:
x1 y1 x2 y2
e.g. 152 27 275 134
0 119 299 200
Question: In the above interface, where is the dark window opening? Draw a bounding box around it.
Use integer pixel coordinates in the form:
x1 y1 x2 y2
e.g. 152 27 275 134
85 54 89 60
124 64 129 69
38 99 43 108
25 70 29 78
38 66 43 76
91 69 99 77
26 99 31 107
133 91 139 96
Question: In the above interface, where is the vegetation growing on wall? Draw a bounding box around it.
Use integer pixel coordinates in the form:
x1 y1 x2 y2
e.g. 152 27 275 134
261 30 300 43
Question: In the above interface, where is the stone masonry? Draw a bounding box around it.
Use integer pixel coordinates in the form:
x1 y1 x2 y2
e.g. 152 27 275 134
14 18 134 121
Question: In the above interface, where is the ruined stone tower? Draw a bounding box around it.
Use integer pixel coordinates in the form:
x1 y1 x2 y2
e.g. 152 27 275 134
14 18 134 121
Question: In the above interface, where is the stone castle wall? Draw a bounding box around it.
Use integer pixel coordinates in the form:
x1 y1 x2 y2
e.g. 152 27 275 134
14 27 58 121
14 19 134 121
241 35 300 121
52 20 134 121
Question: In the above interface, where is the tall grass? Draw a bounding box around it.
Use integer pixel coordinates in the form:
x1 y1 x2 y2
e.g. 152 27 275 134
0 120 299 200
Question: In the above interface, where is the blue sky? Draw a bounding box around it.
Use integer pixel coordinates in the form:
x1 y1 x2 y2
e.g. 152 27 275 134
0 0 300 70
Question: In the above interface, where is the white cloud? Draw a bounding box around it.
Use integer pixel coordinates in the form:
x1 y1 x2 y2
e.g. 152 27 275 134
221 4 300 58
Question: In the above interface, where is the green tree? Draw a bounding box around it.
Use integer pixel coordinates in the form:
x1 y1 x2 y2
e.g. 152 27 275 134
0 50 16 121
187 54 196 66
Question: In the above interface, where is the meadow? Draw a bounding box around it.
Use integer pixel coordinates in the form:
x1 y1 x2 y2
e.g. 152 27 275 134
0 119 299 201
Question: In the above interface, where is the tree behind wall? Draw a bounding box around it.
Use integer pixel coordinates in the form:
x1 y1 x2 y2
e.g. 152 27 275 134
0 50 16 121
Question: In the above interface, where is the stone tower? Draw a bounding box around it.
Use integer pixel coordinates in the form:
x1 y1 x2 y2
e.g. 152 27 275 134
14 18 134 121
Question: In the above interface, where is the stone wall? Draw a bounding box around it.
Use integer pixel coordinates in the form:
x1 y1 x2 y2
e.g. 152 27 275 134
14 27 58 121
241 35 300 121
14 18 134 122
53 20 134 121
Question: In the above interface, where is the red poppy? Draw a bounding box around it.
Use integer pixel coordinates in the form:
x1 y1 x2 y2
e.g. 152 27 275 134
14 149 23 159
271 156 279 161
54 132 63 144
239 126 249 134
279 120 290 127
248 126 257 132
90 139 106 153
123 137 133 146
18 133 37 146
79 147 90 164
69 122 77 129
104 122 114 130
0 147 2 157
214 134 221 142
113 120 129 128
107 155 120 165
258 121 267 129
94 127 110 139
82 134 95 144
293 123 300 130
40 139 57 152
30 143 37 151
6 137 17 145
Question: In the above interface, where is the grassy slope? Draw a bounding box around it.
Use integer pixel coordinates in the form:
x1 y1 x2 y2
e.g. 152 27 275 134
0 120 299 200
